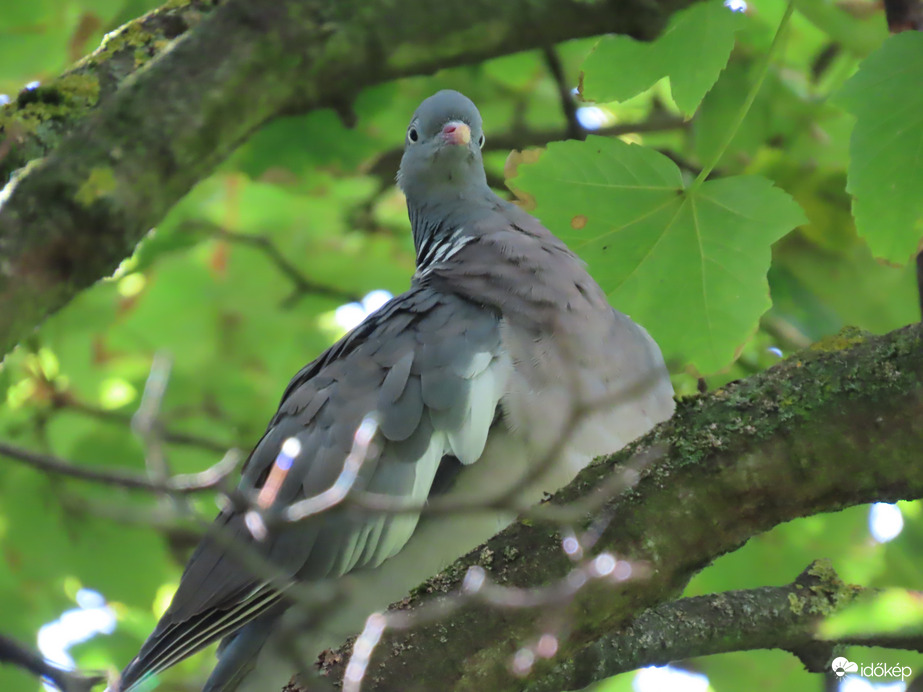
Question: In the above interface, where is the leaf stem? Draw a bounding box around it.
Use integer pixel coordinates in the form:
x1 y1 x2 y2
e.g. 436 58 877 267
690 1 796 190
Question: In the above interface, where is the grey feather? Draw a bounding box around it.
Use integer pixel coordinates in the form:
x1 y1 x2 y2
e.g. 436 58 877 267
379 371 424 441
420 366 465 410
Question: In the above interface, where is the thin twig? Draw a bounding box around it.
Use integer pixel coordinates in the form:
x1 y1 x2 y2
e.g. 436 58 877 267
335 364 667 522
55 392 233 453
340 549 647 691
239 416 380 541
761 314 812 350
363 113 688 187
185 221 360 306
132 351 174 483
542 46 586 141
0 441 242 494
0 632 104 692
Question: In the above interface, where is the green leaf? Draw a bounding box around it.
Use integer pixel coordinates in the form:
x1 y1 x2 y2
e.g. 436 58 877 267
837 32 923 264
693 60 813 167
769 232 918 339
510 136 805 373
580 0 744 115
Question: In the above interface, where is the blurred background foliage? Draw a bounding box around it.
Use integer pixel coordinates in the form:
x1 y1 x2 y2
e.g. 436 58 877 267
0 0 921 690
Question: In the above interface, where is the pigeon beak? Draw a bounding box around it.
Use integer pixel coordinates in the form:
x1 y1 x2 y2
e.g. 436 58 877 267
441 121 471 146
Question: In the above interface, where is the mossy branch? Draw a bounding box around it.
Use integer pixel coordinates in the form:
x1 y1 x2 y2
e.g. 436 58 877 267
0 0 694 358
523 560 923 691
314 323 923 691
0 0 222 186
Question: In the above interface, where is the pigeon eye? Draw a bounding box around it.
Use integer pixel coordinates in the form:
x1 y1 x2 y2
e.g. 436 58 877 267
408 128 419 143
478 134 485 149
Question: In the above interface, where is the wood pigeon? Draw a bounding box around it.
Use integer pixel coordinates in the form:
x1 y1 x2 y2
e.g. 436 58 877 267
116 90 675 692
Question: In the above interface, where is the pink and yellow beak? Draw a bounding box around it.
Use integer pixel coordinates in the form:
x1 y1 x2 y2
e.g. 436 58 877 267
441 120 471 146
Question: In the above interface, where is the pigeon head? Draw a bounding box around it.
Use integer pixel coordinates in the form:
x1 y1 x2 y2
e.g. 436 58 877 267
397 90 489 207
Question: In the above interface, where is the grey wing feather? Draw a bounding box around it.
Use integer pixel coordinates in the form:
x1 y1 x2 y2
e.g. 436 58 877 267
379 371 424 441
420 367 465 410
119 286 503 691
378 351 414 405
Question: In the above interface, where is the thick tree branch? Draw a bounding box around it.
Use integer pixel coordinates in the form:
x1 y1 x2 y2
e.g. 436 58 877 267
316 323 923 691
0 0 223 185
0 0 695 358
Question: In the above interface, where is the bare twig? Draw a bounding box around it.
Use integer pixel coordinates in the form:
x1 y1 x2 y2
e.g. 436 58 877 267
363 113 688 186
0 441 242 494
185 222 360 307
0 632 104 692
541 46 586 141
54 392 233 454
132 351 174 483
108 331 669 692
240 416 381 541
339 551 646 692
340 363 668 522
761 313 812 350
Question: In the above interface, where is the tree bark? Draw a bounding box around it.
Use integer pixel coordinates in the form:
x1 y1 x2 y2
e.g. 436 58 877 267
523 559 922 692
0 0 696 358
314 323 923 691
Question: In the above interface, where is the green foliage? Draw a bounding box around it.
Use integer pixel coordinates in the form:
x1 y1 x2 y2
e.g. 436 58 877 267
511 137 804 373
837 31 923 263
1 0 922 691
580 0 744 115
0 0 162 95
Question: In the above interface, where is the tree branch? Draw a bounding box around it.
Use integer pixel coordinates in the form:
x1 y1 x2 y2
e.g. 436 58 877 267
0 632 104 692
523 560 923 691
541 47 586 141
316 323 923 691
0 0 222 185
0 441 242 494
188 222 360 306
59 394 234 453
0 0 695 358
362 112 687 187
